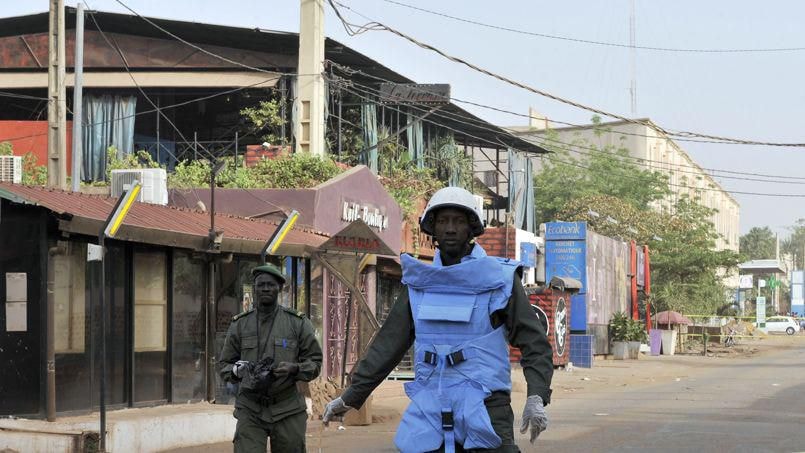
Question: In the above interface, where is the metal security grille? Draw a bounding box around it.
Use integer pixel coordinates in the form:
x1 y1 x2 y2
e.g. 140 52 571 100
0 156 22 184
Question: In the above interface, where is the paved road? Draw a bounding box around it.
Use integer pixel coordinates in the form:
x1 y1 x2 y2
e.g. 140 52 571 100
540 338 805 453
168 338 805 452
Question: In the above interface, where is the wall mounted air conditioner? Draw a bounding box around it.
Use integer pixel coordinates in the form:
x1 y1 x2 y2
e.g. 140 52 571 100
111 168 168 205
0 156 22 184
473 194 485 223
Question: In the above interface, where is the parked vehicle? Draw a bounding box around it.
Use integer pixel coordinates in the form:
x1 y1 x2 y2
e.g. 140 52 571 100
759 316 801 335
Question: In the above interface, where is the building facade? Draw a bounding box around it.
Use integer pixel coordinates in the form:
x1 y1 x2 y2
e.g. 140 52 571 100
510 119 740 253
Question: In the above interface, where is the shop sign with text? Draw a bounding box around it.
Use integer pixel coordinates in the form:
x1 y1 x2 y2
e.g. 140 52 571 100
342 200 389 231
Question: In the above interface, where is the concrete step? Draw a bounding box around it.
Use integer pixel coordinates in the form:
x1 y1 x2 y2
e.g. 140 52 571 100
0 403 236 453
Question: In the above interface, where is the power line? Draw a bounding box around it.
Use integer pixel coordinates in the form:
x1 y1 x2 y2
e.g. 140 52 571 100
0 91 49 101
112 0 280 75
333 78 805 198
88 7 211 163
328 60 775 147
381 0 805 54
329 70 805 184
327 0 805 148
0 80 282 144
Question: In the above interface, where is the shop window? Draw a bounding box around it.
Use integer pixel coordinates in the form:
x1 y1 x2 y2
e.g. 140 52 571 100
53 242 87 354
53 241 127 412
171 251 206 403
214 256 258 404
133 248 168 403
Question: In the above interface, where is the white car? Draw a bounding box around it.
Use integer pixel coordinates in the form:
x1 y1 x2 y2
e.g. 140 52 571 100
760 316 801 335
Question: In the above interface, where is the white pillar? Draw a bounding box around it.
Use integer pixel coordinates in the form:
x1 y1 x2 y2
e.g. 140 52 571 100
295 0 326 156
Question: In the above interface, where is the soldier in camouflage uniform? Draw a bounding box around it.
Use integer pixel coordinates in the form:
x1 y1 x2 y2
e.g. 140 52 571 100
218 263 322 452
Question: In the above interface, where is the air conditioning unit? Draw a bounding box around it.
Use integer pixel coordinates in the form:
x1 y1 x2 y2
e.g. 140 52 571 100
473 194 485 222
111 168 168 205
0 156 22 184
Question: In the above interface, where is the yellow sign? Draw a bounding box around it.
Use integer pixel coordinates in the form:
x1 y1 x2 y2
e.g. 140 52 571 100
104 181 141 238
263 210 299 257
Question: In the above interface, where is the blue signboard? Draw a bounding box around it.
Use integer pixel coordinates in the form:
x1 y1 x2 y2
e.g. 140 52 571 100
519 242 537 268
545 239 587 294
545 222 586 241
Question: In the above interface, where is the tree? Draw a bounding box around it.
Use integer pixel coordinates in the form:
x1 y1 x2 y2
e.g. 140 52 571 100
240 99 287 146
740 227 776 260
782 219 805 270
533 125 669 225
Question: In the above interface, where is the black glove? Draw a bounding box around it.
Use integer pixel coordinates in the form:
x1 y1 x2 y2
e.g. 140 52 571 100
272 362 299 378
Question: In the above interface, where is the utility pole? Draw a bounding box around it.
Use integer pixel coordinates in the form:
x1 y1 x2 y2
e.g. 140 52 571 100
629 0 637 116
71 3 85 192
295 0 326 155
48 0 67 189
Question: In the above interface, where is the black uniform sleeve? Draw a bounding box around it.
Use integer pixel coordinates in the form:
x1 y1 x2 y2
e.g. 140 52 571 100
504 277 554 404
341 290 415 409
295 317 323 382
217 320 241 383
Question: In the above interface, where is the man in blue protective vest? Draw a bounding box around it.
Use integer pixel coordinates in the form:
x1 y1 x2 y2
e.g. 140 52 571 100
323 187 553 452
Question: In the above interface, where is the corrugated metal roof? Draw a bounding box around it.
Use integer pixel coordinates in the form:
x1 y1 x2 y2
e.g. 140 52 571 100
0 183 328 255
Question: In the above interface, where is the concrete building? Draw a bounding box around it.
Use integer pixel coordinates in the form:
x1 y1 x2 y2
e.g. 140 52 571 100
508 116 740 254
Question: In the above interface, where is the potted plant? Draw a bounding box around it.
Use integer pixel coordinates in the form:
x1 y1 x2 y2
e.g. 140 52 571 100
626 318 647 359
609 311 630 360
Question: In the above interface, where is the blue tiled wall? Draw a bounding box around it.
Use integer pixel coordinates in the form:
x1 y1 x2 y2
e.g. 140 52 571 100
569 334 594 368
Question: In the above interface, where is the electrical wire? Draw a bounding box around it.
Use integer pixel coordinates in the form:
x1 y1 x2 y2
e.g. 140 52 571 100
0 81 282 144
328 61 805 182
333 78 805 198
112 0 282 75
327 0 805 148
87 7 207 163
380 0 805 54
0 91 49 101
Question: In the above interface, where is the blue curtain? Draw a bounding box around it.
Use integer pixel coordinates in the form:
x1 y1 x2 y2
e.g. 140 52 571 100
508 149 535 233
360 103 378 173
82 95 137 181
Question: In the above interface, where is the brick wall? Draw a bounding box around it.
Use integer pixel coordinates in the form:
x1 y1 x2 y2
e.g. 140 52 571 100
476 226 517 259
243 145 289 167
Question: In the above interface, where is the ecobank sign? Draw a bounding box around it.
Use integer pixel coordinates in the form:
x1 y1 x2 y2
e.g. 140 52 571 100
342 201 389 231
545 222 586 241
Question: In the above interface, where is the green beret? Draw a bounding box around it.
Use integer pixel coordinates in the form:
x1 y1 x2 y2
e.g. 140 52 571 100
252 263 286 284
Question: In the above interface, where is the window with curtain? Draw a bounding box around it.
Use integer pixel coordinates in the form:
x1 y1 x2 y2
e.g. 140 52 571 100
82 94 137 182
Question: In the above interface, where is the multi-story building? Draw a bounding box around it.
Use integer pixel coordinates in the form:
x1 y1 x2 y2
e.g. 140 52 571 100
507 116 740 253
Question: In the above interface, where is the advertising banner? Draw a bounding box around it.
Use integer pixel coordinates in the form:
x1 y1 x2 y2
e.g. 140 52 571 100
545 240 587 294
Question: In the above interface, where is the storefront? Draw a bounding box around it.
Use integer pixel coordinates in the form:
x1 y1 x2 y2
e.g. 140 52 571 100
0 183 326 418
169 165 404 382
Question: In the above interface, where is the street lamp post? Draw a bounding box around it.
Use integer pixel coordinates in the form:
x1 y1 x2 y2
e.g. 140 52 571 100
95 181 141 452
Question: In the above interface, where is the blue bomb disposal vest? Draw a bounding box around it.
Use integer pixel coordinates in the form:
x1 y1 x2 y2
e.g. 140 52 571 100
395 245 520 453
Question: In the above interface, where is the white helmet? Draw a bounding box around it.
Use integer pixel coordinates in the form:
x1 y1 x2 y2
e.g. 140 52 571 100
420 187 484 237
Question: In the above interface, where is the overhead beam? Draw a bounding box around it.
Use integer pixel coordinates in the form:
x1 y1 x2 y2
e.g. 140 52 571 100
0 70 281 89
